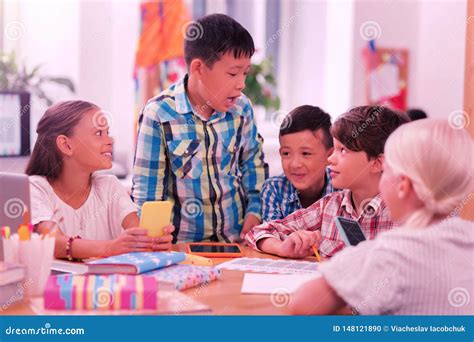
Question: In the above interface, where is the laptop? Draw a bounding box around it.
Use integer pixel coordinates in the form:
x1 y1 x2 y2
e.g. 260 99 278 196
0 172 30 260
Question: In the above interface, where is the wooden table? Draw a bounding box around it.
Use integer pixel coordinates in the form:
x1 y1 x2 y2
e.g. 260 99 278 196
1 244 319 315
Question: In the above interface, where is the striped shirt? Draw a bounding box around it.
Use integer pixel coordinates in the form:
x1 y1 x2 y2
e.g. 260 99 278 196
246 189 393 257
132 74 268 243
320 217 474 315
261 168 334 222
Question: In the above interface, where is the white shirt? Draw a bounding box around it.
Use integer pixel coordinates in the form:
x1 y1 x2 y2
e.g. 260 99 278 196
319 217 474 315
29 174 137 240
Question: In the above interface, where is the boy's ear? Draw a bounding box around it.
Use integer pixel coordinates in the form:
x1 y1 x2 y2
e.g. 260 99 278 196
56 135 73 157
370 154 384 173
189 58 204 78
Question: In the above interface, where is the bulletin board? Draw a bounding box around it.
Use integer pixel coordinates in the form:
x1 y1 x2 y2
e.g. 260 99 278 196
363 47 409 111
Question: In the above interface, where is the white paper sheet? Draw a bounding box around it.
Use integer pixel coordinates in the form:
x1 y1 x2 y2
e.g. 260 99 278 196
216 257 319 274
369 62 400 102
241 273 321 294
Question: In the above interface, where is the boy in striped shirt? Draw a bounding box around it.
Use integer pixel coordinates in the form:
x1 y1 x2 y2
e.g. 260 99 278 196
132 14 268 243
246 106 410 258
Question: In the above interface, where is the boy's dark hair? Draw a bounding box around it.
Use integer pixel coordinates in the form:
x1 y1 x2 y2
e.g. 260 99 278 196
279 105 333 149
331 105 410 159
184 13 255 67
407 108 428 121
25 100 99 180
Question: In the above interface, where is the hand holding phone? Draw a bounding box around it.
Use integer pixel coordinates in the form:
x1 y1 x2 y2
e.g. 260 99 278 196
139 201 173 237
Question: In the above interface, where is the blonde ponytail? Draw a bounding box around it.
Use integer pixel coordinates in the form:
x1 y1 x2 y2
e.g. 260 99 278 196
384 119 474 228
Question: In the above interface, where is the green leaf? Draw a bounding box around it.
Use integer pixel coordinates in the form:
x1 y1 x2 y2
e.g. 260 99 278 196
0 50 75 104
41 77 75 93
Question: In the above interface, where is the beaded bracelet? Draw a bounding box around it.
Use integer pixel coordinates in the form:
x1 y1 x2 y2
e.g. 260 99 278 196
66 235 82 261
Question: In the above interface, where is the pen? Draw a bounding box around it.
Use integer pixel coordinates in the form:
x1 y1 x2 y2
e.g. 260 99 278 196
1 226 11 239
18 224 30 241
311 245 321 262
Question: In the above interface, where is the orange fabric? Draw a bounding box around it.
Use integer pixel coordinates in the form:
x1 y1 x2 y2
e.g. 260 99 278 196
134 0 189 70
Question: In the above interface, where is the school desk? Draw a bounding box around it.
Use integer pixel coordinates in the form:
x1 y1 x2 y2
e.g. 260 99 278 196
0 244 347 315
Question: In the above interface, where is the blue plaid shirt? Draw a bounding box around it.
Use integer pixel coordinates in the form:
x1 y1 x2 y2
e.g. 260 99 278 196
132 75 268 243
260 168 334 222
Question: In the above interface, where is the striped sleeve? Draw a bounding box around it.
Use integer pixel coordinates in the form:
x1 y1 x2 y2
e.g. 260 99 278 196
131 103 168 214
239 103 268 220
260 179 284 222
319 240 404 315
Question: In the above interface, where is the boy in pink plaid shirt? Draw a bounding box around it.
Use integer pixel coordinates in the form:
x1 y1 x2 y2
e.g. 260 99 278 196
246 105 410 258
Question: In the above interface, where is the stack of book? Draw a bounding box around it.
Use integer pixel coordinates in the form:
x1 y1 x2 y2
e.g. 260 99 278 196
45 251 220 313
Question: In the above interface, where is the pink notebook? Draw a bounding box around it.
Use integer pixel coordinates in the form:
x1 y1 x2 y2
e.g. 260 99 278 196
144 264 221 291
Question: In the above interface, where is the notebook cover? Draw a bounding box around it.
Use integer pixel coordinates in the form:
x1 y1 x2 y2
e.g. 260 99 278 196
86 252 186 274
144 264 222 291
43 274 159 310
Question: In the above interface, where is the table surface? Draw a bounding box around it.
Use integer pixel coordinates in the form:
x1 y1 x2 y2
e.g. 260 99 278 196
1 244 325 315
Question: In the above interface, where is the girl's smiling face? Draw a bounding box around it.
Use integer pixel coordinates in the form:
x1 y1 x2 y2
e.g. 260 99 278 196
65 109 114 172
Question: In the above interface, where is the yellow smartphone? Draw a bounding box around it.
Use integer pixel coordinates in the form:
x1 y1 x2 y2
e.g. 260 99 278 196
139 201 173 237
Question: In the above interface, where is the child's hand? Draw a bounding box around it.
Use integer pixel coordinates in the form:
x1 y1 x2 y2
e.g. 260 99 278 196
278 231 320 259
240 214 261 241
150 224 175 251
105 228 155 256
104 225 175 256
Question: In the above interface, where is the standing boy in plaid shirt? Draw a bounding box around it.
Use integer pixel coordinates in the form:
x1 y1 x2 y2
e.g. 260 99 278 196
246 106 410 258
132 14 268 243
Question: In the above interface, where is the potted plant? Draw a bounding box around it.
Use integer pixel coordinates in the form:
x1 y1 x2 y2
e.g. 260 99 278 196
0 51 75 156
245 57 280 112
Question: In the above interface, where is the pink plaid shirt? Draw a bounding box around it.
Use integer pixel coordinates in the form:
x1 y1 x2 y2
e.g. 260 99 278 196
246 189 394 257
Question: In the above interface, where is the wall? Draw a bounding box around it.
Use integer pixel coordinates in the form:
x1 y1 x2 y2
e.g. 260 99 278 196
2 0 468 177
